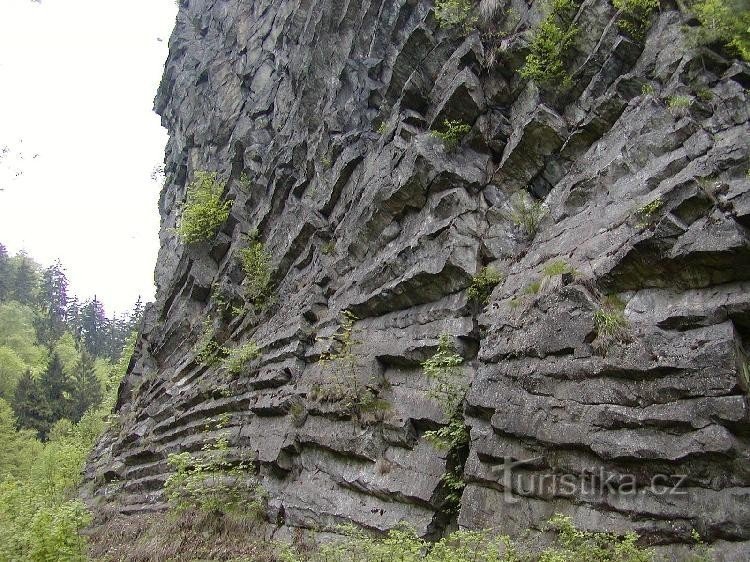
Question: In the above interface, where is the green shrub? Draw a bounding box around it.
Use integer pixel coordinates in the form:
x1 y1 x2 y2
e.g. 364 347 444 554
238 233 274 309
223 341 260 375
467 267 503 305
641 83 655 95
434 0 475 31
520 0 580 86
176 171 231 244
422 334 466 418
165 433 266 519
195 320 226 366
279 515 654 562
431 119 472 151
506 191 548 238
688 0 750 61
613 0 659 39
540 514 653 562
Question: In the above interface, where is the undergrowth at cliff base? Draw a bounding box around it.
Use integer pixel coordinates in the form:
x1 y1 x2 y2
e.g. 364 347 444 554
87 513 693 562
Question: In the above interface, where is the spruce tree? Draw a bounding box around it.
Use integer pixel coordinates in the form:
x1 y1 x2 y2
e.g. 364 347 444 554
11 253 38 306
0 243 10 302
37 261 69 345
38 352 72 423
80 296 107 357
70 349 102 422
12 370 53 440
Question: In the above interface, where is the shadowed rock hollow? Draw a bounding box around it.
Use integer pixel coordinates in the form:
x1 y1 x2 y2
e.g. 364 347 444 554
84 0 750 559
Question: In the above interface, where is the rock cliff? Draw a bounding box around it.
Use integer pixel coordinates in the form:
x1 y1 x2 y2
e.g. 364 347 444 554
84 0 750 559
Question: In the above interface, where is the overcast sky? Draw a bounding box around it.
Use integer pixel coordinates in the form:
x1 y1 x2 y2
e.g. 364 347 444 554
0 0 177 315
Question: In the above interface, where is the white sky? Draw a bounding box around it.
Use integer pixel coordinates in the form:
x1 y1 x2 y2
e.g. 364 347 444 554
0 0 178 315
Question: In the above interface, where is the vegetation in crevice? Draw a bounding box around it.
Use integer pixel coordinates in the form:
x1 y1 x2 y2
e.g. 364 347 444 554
176 171 231 244
543 259 578 278
223 341 260 375
467 266 503 306
422 334 470 515
592 295 631 353
164 417 267 520
632 197 664 229
312 311 391 422
506 191 548 238
520 0 582 87
430 119 472 151
613 0 659 39
434 0 477 32
238 231 275 311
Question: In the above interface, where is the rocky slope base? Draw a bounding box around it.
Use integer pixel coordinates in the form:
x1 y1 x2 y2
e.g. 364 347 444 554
84 0 750 559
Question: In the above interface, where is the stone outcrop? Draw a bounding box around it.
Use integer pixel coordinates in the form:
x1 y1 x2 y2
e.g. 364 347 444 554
84 0 750 559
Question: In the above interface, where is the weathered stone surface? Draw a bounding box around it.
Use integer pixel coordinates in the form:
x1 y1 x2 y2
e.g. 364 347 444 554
84 0 750 558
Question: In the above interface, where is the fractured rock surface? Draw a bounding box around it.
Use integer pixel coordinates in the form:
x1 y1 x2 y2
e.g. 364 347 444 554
84 0 750 558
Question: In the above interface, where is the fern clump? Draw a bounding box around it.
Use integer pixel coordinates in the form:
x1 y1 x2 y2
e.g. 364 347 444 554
176 171 231 244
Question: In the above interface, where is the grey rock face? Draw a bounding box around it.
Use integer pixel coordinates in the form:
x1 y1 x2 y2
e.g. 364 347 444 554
84 0 750 558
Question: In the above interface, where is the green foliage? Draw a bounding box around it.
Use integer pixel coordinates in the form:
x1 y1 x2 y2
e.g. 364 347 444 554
434 0 476 31
688 0 750 61
593 296 631 352
521 0 580 86
312 312 388 420
506 191 548 238
165 430 266 519
524 279 542 295
421 335 469 513
543 259 578 277
667 95 693 116
321 241 335 255
279 515 654 562
422 334 466 418
641 83 655 95
223 341 260 375
176 171 231 244
238 232 274 309
633 197 663 228
195 320 227 366
431 119 472 151
539 514 653 562
613 0 659 39
467 267 503 306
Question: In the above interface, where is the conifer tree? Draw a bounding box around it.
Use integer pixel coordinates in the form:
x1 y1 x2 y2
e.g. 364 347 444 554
36 261 69 346
80 296 107 357
12 370 53 439
69 349 102 422
11 253 38 306
0 243 10 302
38 352 72 423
